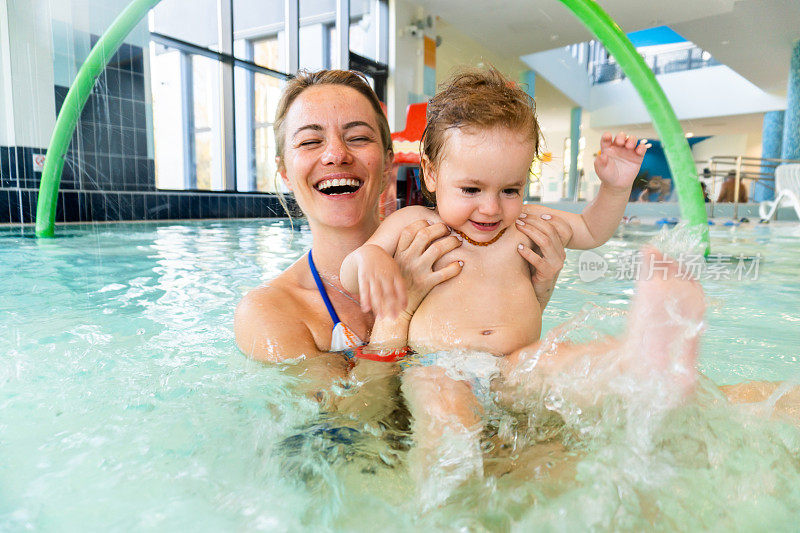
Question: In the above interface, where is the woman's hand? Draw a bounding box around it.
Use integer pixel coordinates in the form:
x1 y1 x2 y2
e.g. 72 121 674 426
393 220 463 315
515 212 570 310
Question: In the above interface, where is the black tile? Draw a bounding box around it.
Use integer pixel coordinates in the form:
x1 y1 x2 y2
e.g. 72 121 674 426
130 45 144 74
81 94 95 123
189 195 200 219
116 43 132 70
55 191 65 223
109 96 123 127
90 34 99 48
146 194 168 220
120 70 134 100
1 147 14 187
91 94 107 124
0 190 9 222
168 194 179 219
92 154 110 190
108 155 124 188
62 191 80 222
178 195 189 219
120 99 134 129
133 102 146 130
106 68 120 98
197 194 211 218
107 193 122 221
20 190 34 224
8 189 21 223
118 193 132 220
78 192 89 221
132 193 145 220
109 126 123 155
90 192 106 221
122 156 136 185
134 129 147 157
132 73 145 101
55 86 68 115
18 148 29 184
81 152 96 181
135 157 147 184
80 122 96 154
95 124 110 154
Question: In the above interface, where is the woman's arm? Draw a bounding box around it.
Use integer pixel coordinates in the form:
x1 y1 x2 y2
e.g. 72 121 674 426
340 206 454 318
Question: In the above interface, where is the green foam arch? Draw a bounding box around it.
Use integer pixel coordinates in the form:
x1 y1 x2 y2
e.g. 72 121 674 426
558 0 709 250
37 0 709 250
35 0 162 237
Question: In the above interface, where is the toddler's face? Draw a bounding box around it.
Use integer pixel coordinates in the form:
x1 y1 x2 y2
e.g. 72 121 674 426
424 126 534 243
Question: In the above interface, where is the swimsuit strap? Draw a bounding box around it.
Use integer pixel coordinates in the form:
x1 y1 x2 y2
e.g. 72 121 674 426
307 249 341 325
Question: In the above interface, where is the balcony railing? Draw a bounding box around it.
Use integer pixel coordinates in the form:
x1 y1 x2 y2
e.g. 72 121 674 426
568 41 720 85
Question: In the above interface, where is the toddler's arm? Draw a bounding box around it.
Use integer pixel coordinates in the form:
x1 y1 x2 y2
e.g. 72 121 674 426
525 132 648 250
340 206 435 318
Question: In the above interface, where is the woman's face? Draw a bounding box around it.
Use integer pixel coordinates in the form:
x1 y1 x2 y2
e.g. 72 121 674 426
279 85 392 230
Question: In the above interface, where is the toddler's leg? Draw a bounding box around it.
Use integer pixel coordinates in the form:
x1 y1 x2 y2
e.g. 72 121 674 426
401 365 483 508
501 246 704 406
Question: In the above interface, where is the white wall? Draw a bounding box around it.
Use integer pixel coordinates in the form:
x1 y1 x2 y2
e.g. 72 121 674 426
520 47 591 109
435 18 527 85
0 0 13 146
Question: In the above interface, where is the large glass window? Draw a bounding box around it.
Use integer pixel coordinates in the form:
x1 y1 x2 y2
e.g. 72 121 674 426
233 0 284 71
148 0 387 193
350 0 381 63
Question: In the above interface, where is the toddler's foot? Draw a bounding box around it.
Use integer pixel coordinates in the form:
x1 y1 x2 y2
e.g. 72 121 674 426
623 247 705 397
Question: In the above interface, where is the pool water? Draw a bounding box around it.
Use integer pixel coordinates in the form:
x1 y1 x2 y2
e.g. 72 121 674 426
1 220 799 530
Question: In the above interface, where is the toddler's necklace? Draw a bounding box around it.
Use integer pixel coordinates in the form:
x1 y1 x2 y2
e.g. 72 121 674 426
451 227 507 246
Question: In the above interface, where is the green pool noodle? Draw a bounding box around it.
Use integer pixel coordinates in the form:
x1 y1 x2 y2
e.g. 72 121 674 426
37 0 709 251
558 0 710 251
35 0 162 237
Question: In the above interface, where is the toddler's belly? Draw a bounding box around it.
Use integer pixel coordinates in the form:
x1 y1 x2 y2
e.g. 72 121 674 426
408 290 542 356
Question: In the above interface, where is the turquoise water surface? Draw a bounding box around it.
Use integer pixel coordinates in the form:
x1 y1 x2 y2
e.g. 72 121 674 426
1 220 799 530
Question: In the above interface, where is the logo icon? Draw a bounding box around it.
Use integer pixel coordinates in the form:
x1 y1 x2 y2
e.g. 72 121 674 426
578 250 608 282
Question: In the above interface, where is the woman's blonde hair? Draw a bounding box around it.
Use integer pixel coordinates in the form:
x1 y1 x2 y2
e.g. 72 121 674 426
420 66 541 204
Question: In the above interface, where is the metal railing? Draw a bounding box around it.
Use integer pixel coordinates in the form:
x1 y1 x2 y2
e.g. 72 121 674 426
704 156 800 219
569 40 721 85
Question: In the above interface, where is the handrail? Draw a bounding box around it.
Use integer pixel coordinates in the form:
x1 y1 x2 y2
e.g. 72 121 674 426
703 155 800 218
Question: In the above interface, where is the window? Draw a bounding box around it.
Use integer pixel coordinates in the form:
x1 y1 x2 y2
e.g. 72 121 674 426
148 0 388 194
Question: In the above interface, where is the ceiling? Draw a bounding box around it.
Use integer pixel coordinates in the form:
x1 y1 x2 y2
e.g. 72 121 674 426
419 0 800 94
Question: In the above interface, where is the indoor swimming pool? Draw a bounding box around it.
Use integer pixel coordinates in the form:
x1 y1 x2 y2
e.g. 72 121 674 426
1 220 800 530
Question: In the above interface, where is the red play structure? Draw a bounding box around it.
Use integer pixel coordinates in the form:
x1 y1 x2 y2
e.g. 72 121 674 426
379 102 427 218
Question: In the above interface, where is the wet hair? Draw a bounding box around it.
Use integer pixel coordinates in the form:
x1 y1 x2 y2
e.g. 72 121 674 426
420 66 541 203
273 69 393 170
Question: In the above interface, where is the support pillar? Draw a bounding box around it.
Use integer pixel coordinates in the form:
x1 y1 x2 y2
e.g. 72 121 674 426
756 111 783 202
781 40 800 161
567 106 581 200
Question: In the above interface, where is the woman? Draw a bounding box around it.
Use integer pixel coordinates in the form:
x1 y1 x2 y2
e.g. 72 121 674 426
233 70 567 410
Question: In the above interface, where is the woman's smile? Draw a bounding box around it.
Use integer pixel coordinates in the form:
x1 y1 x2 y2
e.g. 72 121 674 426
314 174 364 196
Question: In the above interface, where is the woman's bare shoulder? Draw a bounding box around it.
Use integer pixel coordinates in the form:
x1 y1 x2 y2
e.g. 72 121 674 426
234 265 319 361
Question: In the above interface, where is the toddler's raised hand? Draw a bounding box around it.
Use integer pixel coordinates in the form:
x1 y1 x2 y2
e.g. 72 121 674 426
594 132 650 191
356 244 407 319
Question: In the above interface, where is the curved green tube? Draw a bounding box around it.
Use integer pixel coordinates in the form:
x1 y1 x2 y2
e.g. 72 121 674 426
558 0 710 251
35 0 162 237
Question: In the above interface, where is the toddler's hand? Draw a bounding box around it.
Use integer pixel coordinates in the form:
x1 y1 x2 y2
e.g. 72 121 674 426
594 132 650 191
357 245 407 319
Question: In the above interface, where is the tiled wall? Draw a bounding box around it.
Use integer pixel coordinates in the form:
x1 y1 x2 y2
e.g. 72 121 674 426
0 37 287 225
0 188 286 224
